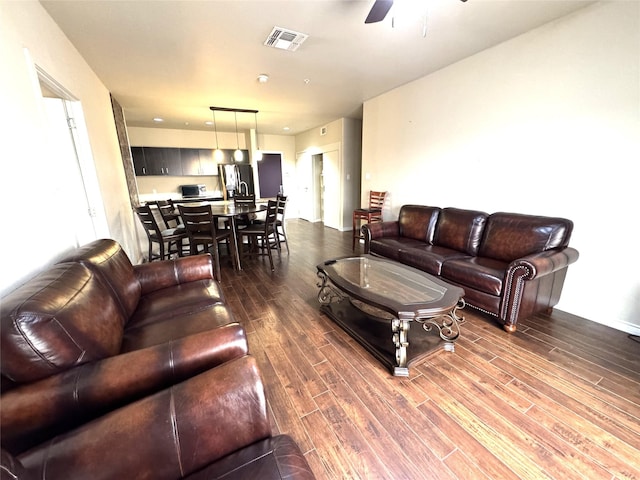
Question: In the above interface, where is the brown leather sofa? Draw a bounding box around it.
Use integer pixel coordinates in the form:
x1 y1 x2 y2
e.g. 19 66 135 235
363 205 579 332
1 239 315 479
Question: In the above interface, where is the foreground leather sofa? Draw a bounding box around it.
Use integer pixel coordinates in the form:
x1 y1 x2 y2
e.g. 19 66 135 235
1 356 315 480
363 205 579 332
1 239 315 479
1 239 246 453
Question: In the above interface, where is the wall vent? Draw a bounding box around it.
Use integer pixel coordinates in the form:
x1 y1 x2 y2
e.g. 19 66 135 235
264 27 308 52
320 126 327 136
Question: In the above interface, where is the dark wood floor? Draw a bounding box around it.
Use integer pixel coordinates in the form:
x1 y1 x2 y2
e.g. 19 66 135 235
220 219 640 480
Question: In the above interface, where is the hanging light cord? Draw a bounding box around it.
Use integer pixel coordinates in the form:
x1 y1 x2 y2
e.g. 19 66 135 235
213 110 220 149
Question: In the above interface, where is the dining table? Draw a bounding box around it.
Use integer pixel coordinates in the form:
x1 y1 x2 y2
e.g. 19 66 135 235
188 201 268 271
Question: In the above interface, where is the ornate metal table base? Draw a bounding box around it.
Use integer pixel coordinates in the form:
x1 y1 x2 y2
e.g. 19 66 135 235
317 271 464 377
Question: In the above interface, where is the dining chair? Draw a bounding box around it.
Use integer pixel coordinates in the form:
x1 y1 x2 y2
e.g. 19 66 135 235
352 191 387 250
155 199 183 228
274 194 290 254
238 200 279 271
155 199 189 255
233 193 257 228
135 204 187 262
178 204 236 281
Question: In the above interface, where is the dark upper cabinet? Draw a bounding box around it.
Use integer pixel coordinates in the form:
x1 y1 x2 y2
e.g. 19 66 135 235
181 148 202 176
198 149 217 175
143 147 182 176
131 147 148 176
131 146 249 176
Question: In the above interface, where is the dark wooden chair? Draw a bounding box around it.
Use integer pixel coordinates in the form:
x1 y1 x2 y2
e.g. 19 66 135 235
177 204 236 281
352 191 387 250
155 199 189 255
155 199 183 228
238 200 279 271
135 204 187 262
274 194 290 254
233 194 257 228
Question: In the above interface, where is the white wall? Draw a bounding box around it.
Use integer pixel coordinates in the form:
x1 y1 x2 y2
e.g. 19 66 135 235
0 1 139 295
362 2 640 334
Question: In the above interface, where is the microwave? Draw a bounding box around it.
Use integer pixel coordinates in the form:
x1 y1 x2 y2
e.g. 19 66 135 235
180 184 206 198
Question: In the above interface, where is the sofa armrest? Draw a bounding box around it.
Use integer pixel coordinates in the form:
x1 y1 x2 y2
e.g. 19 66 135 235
1 324 247 455
18 355 271 479
508 247 579 280
362 221 399 253
134 254 214 295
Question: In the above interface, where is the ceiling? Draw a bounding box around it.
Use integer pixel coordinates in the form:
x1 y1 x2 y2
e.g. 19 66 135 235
41 0 594 135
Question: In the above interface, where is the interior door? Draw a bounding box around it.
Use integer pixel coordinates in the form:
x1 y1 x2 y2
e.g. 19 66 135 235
42 98 97 245
322 149 340 230
296 152 313 221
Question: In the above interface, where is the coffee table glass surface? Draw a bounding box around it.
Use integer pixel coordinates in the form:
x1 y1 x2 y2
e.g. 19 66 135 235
316 255 465 376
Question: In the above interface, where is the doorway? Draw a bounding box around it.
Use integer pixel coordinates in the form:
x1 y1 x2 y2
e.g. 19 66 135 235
38 69 106 245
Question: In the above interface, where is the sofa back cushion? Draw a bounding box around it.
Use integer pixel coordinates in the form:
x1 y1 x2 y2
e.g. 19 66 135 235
479 212 574 262
433 207 488 256
58 239 140 320
0 263 125 383
398 205 440 242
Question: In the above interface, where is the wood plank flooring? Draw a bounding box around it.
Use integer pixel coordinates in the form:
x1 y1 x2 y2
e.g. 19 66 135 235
220 219 640 480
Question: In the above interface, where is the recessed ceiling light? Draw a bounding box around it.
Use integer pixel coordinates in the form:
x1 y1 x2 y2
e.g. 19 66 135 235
205 121 213 126
283 126 290 131
257 74 269 83
153 117 164 122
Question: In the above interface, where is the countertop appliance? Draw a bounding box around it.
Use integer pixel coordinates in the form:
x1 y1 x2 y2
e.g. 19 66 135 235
180 184 207 198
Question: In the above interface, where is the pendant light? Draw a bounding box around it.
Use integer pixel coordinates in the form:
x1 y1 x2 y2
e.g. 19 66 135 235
212 109 224 162
254 111 263 161
233 111 243 162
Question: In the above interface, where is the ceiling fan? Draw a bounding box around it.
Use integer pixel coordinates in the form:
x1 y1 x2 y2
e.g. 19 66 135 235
365 0 467 24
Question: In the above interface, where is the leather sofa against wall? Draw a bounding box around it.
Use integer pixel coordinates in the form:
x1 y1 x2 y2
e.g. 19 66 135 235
363 205 579 332
0 239 315 479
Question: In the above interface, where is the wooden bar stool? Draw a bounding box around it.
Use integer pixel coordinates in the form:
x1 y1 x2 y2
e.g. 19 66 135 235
352 191 387 250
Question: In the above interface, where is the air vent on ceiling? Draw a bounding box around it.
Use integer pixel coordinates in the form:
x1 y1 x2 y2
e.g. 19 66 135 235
264 27 308 52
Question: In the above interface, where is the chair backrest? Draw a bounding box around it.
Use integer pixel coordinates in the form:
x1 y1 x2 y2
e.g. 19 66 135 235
178 204 215 239
155 200 181 228
233 194 256 206
262 200 278 232
135 205 162 239
368 191 386 211
276 194 287 220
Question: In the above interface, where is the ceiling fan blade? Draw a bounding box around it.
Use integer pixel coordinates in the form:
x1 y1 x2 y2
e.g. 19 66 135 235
365 0 394 24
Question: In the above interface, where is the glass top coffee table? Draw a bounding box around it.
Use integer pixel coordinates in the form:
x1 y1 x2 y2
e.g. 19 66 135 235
316 255 465 376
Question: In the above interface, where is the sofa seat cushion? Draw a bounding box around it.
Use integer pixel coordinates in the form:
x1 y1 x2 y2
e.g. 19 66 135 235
127 280 225 329
185 435 315 480
441 257 508 296
121 305 237 351
0 263 125 383
399 245 471 276
369 238 425 261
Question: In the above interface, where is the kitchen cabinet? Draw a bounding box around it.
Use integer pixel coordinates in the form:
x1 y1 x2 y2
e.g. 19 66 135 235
131 147 181 176
180 148 201 176
132 146 250 176
143 147 182 176
131 147 148 176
